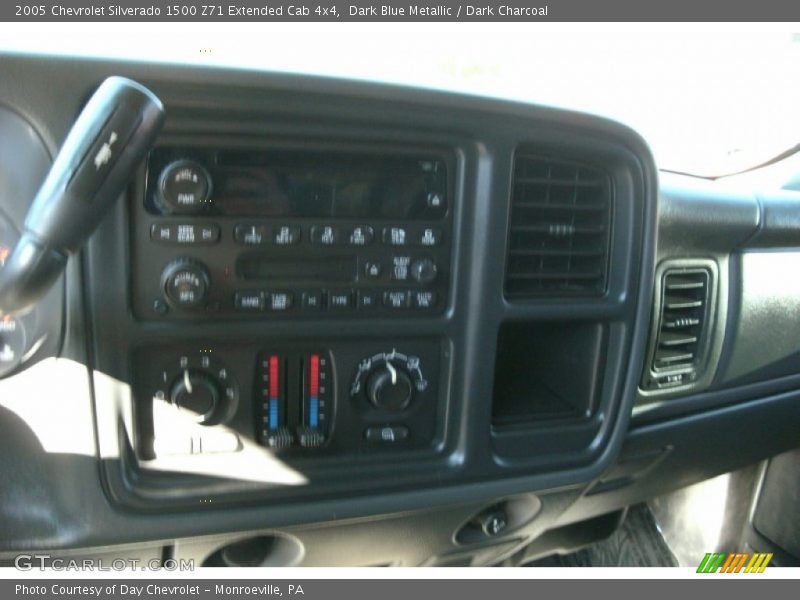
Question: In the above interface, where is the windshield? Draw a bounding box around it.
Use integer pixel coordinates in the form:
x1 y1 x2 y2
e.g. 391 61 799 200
1 24 797 177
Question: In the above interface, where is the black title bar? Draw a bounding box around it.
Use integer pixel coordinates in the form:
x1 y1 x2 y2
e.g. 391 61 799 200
3 0 800 21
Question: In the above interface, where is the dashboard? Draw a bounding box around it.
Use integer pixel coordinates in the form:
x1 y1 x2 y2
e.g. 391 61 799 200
0 52 798 567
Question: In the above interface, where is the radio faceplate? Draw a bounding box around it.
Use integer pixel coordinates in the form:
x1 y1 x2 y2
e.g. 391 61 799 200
130 142 454 319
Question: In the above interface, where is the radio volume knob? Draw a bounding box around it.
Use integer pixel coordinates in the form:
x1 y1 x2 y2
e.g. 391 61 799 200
161 258 210 309
157 159 212 214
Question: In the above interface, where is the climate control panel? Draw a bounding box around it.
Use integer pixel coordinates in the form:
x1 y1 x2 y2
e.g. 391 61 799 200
132 339 444 463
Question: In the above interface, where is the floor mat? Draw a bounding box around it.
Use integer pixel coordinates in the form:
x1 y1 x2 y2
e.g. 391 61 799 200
529 505 678 567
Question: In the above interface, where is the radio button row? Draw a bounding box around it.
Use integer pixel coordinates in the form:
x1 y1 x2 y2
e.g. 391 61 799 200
235 289 437 312
151 223 220 245
235 291 294 311
382 290 438 309
382 226 443 247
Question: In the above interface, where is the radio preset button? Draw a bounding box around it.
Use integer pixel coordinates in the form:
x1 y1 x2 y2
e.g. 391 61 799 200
273 225 301 246
348 226 374 246
234 224 268 245
418 227 442 247
383 290 411 308
382 227 408 246
327 291 352 309
311 225 338 245
235 291 265 311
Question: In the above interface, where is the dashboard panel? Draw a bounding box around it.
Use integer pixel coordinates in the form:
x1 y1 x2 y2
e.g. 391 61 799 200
0 52 798 567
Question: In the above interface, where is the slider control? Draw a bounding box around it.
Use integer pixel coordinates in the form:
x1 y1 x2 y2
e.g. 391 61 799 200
260 354 293 449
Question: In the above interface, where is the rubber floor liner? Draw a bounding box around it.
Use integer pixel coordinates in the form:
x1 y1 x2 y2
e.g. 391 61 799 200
529 505 678 567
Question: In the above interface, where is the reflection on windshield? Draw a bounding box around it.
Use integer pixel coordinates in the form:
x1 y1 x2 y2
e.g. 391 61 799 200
0 25 797 176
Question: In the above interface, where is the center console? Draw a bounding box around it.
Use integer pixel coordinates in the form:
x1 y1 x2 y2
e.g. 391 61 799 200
127 141 453 465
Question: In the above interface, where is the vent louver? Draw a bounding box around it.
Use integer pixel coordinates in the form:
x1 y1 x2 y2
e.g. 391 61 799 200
505 154 611 298
646 269 711 388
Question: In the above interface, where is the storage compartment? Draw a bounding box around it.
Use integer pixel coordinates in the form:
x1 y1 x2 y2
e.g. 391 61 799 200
492 321 606 425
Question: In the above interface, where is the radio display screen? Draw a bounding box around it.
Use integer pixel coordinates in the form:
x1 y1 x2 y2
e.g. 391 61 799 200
147 147 448 220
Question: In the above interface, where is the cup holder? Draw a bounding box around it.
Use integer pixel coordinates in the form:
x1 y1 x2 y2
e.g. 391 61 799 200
203 534 304 567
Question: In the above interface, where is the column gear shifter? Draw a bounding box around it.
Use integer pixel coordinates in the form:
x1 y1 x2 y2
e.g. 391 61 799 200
0 76 164 316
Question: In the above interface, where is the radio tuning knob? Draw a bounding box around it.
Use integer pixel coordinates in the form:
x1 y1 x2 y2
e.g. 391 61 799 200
156 159 212 214
161 258 210 309
410 258 438 285
367 361 414 411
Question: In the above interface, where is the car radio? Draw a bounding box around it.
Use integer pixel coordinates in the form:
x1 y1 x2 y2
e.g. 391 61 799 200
130 143 453 319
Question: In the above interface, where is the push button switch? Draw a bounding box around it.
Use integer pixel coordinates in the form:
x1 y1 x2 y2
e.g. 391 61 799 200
310 225 338 245
234 223 268 245
267 292 293 311
235 291 265 311
327 290 352 309
413 290 437 309
382 226 408 246
302 290 323 309
417 227 442 247
383 290 410 308
348 226 374 246
357 290 379 309
365 425 409 443
363 261 383 279
273 225 301 246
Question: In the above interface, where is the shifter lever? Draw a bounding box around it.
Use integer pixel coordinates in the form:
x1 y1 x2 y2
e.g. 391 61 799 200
0 76 164 316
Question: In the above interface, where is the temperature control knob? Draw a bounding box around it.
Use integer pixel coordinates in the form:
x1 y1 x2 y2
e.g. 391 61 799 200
367 361 414 411
170 369 221 424
161 258 209 309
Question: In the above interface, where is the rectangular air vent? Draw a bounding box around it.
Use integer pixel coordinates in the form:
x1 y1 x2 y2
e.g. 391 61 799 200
645 269 711 390
505 154 612 298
